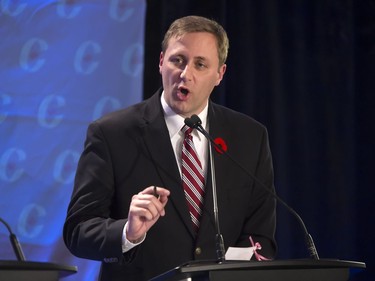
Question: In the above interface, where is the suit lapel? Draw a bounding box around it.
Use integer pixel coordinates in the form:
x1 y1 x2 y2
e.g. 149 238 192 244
140 91 195 237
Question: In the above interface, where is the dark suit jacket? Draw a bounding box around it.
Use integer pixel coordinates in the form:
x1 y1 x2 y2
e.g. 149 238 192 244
63 89 277 281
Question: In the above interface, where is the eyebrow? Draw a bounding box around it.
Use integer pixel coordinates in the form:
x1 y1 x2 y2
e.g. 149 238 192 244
170 53 210 64
195 56 207 61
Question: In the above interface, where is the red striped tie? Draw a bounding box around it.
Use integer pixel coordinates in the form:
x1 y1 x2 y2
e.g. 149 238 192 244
181 125 205 233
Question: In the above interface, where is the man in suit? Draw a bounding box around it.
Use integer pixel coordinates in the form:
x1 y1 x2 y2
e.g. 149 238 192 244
63 15 277 280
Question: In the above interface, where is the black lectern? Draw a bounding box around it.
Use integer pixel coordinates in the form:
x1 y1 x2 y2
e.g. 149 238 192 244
0 260 77 281
150 259 366 281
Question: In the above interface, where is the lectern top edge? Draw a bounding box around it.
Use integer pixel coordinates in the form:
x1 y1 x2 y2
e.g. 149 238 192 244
176 259 366 273
0 260 78 273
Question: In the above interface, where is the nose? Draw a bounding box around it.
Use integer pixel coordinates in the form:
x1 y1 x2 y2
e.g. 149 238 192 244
180 65 192 81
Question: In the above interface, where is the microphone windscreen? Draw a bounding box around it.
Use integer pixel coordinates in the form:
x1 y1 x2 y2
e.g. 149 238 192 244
184 114 201 128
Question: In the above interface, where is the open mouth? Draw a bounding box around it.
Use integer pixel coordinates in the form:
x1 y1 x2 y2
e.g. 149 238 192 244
177 86 190 100
178 86 189 96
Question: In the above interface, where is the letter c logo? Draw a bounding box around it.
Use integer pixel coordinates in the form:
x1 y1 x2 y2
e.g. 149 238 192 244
19 38 48 72
122 43 143 77
0 93 11 123
18 204 46 239
92 96 121 120
0 148 26 182
56 0 82 18
74 41 101 75
37 95 65 129
109 0 134 22
53 150 80 184
1 0 27 16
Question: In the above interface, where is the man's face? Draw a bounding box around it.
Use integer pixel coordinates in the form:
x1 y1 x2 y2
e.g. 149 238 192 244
159 32 226 118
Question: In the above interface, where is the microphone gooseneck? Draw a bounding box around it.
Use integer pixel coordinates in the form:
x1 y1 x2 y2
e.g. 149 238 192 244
0 217 26 261
208 141 226 262
184 114 320 260
184 116 225 263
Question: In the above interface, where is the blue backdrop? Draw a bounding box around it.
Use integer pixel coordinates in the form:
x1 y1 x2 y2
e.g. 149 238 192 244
0 1 145 280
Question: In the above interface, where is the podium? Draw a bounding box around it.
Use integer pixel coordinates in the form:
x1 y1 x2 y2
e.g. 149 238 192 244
150 259 366 281
0 260 77 281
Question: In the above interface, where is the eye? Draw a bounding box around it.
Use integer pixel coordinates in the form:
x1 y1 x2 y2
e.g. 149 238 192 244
195 60 207 69
170 56 185 66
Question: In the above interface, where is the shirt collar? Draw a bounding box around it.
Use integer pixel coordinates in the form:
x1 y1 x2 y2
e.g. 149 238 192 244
161 91 208 140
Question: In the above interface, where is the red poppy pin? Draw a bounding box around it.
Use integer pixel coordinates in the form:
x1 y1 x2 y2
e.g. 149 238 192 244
213 137 227 154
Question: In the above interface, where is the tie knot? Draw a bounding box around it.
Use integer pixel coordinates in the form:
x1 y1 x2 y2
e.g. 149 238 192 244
182 125 193 136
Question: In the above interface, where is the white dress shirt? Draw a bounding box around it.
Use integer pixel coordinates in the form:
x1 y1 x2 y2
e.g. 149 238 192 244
161 91 209 178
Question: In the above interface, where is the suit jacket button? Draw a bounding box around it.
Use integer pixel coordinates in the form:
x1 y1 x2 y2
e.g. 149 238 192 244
195 247 202 255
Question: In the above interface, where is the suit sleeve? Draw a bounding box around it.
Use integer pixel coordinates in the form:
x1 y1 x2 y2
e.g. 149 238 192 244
63 121 133 264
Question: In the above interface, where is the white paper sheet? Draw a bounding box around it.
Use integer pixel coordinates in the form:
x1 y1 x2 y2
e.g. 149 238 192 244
225 246 257 261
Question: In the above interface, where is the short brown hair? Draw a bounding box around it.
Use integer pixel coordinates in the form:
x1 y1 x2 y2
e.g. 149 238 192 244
161 15 229 66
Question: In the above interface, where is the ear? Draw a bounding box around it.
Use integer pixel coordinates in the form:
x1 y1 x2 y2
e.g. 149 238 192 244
215 64 227 86
159 52 164 74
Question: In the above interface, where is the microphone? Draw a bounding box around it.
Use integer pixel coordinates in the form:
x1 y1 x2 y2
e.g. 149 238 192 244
184 114 320 260
0 217 26 261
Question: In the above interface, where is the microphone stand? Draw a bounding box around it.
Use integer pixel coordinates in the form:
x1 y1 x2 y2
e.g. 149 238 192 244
0 217 26 261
